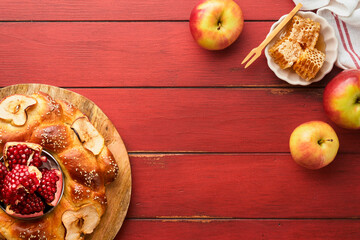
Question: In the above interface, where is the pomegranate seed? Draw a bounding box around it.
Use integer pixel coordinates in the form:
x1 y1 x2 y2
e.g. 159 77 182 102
0 162 7 200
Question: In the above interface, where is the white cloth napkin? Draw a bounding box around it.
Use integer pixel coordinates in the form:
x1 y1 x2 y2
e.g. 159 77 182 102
293 0 360 69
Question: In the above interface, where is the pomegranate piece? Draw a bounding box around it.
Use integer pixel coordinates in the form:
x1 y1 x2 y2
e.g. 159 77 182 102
0 162 8 200
37 169 62 206
3 142 45 169
0 162 7 183
1 165 42 205
6 193 44 217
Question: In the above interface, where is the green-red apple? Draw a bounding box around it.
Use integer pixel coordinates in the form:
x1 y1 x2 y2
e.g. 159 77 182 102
189 0 244 50
323 69 360 129
289 121 339 170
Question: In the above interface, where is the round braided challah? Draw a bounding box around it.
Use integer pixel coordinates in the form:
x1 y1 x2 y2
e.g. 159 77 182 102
0 92 119 240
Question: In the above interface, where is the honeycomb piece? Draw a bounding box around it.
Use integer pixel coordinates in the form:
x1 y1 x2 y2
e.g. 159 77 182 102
288 15 320 49
293 48 325 81
269 37 302 69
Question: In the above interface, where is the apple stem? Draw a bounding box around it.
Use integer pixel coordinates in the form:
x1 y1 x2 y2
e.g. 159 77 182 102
318 139 333 145
217 21 222 31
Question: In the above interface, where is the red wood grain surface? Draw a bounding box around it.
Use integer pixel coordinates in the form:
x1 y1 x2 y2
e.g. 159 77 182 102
116 219 360 240
0 0 357 237
0 22 340 87
0 0 293 21
127 154 360 218
69 88 360 153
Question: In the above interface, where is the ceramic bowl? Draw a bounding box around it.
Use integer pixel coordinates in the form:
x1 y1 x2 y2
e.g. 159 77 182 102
264 11 338 85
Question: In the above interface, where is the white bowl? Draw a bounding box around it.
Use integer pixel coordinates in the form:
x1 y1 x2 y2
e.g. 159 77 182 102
264 11 338 86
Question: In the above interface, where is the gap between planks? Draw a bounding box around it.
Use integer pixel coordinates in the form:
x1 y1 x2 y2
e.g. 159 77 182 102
0 86 326 89
128 152 291 155
125 217 360 221
0 20 275 23
128 152 360 155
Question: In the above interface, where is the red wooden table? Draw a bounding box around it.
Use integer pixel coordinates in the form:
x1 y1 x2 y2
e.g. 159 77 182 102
0 0 359 239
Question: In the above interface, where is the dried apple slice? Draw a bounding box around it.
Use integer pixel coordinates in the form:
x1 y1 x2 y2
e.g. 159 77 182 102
62 204 101 240
71 117 104 155
0 94 37 126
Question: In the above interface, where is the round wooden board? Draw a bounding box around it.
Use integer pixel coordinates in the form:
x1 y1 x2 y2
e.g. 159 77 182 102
0 84 131 240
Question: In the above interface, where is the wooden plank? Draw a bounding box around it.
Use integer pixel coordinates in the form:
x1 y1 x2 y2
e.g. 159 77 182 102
126 154 360 218
116 219 360 240
67 88 360 153
0 0 294 21
0 22 341 87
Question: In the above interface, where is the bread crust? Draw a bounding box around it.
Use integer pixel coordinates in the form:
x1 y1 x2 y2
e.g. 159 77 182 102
0 92 118 240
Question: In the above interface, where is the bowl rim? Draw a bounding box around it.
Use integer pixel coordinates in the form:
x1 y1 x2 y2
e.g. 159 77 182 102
264 11 338 86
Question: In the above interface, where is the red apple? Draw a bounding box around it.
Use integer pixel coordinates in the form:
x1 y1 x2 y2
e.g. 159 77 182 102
289 121 339 170
323 69 360 129
189 0 244 50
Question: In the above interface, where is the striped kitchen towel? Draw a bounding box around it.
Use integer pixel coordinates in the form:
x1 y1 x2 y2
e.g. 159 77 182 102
293 0 360 69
